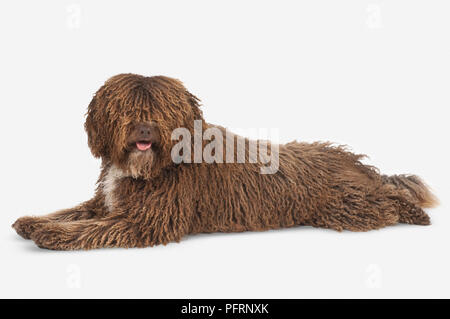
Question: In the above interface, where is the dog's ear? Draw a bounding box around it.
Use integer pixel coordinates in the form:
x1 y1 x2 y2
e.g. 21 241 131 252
84 95 109 158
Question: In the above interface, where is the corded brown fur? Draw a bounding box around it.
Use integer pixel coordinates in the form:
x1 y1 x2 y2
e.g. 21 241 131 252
12 74 439 250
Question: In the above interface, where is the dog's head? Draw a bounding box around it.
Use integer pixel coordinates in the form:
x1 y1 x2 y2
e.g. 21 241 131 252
85 73 203 179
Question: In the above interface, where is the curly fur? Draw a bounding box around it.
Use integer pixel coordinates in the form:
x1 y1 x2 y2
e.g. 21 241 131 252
12 73 439 250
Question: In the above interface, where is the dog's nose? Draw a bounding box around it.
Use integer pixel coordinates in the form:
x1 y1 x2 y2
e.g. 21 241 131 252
135 123 152 139
127 121 161 148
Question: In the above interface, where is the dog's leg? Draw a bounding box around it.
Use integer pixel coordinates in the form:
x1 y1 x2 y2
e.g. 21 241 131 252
309 189 400 232
29 219 135 250
12 197 104 240
29 215 188 250
397 202 430 225
29 203 190 250
28 176 194 250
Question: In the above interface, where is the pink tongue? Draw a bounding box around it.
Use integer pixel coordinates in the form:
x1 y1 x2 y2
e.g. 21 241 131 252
136 142 152 151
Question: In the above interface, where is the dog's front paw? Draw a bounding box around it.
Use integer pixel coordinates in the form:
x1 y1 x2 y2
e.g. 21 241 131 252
12 216 48 240
30 223 81 250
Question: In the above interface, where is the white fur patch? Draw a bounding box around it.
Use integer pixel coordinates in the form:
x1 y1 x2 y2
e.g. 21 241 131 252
101 165 127 212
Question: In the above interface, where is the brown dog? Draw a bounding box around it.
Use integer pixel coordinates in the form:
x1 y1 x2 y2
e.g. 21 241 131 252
12 74 438 250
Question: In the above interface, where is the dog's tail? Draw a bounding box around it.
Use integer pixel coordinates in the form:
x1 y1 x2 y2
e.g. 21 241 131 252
382 174 439 225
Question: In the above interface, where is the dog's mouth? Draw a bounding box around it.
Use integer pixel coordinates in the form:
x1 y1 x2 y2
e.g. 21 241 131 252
135 140 152 151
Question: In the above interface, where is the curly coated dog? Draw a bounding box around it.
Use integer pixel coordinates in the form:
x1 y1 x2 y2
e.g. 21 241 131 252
12 74 438 250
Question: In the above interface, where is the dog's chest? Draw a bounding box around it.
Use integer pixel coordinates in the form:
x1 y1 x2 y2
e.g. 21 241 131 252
101 165 127 212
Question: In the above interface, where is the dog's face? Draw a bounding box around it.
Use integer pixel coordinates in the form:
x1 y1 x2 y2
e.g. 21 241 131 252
85 74 203 179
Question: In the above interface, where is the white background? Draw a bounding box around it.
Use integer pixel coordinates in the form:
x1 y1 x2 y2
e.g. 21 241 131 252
0 0 449 298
